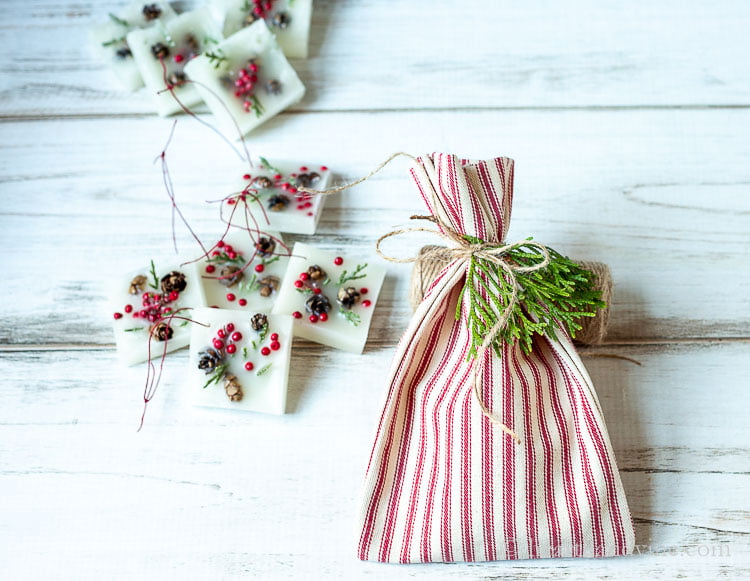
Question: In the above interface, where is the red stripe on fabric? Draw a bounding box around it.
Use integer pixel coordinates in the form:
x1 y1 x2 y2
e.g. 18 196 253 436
501 346 517 559
377 315 447 562
481 353 496 561
400 310 466 562
512 352 539 558
476 162 503 241
460 387 475 561
536 342 584 556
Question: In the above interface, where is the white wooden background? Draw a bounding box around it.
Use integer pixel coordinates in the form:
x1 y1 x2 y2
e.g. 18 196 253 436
1 1 749 579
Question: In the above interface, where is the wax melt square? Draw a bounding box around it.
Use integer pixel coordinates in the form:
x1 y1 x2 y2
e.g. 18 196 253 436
228 159 331 235
272 243 386 353
189 307 292 414
110 261 207 365
213 0 312 58
91 1 177 90
127 8 223 116
199 229 289 311
183 20 305 136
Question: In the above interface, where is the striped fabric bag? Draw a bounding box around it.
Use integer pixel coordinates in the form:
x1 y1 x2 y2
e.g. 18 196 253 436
357 153 634 563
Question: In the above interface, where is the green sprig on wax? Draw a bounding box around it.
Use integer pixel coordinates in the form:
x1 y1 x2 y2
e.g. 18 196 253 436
457 236 606 359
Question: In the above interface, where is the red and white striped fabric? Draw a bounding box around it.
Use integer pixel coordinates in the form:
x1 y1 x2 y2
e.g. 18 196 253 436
356 154 634 563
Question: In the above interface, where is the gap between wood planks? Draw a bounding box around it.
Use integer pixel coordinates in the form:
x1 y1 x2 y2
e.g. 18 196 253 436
1 337 750 352
2 103 750 122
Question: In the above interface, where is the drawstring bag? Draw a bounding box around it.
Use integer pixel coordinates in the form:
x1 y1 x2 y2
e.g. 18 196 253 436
356 153 634 563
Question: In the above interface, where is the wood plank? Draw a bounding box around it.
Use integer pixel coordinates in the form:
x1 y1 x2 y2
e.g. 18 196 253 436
1 0 749 117
0 343 747 578
1 109 748 344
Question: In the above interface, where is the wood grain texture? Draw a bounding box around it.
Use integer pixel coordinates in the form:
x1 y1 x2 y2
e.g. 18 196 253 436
1 0 750 117
1 0 749 578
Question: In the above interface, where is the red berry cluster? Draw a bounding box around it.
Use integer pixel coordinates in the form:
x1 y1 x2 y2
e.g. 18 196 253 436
113 290 179 322
233 62 260 113
213 322 243 355
241 165 330 217
259 332 282 357
248 0 275 18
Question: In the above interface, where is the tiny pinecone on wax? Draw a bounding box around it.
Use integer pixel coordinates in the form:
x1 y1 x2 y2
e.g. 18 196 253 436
460 236 606 358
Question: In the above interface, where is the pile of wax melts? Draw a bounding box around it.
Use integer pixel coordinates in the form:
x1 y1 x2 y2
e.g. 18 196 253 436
92 0 313 133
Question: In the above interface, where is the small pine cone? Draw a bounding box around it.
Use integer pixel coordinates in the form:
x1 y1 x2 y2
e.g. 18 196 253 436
337 286 361 309
197 347 223 374
306 265 327 281
271 11 291 29
152 322 174 342
251 312 268 331
255 236 276 257
151 42 170 60
142 3 162 20
296 172 320 188
167 71 187 86
219 265 243 287
184 34 200 55
224 374 243 402
305 294 331 316
160 271 187 293
129 274 147 295
267 194 289 212
244 12 259 26
265 79 282 95
258 276 280 297
252 176 274 190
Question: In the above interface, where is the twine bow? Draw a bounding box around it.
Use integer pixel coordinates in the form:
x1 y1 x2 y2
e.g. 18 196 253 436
377 215 552 444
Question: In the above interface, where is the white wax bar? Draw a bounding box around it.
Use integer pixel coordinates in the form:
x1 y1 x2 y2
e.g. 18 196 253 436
272 242 386 354
199 228 289 311
183 20 305 136
127 7 223 116
189 307 292 414
110 261 207 365
227 160 331 235
214 0 312 58
90 1 177 90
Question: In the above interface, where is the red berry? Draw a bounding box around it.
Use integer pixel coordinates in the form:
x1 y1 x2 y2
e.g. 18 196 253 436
169 291 179 301
292 311 302 319
250 63 258 72
360 287 369 294
217 329 226 339
294 280 304 288
174 54 184 63
363 300 372 307
226 344 237 354
113 312 123 320
227 199 236 205
217 240 225 248
309 314 319 323
133 312 140 318
243 174 251 180
245 362 254 371
225 245 234 253
270 341 280 351
205 264 216 273
313 288 322 295
307 212 314 216
300 166 308 172
124 304 133 313
213 339 225 350
163 307 172 314
227 251 237 260
297 204 305 210
320 166 328 171
254 264 264 273
139 310 148 318
226 323 235 332
231 331 243 341
226 293 236 302
334 256 344 266
274 174 282 180
319 312 328 322
270 333 279 341
212 250 221 256
261 346 271 356
299 272 309 281
238 298 247 306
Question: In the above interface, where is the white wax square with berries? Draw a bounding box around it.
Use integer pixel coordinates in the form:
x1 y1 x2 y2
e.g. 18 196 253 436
183 20 305 136
110 261 207 365
227 159 331 235
199 228 289 311
213 0 313 58
90 1 177 90
272 243 386 353
127 7 223 116
189 308 292 414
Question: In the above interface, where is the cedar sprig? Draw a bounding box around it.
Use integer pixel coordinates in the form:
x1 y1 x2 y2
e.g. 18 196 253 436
205 48 228 69
340 309 361 326
457 237 605 359
148 259 159 289
337 263 367 285
202 363 229 389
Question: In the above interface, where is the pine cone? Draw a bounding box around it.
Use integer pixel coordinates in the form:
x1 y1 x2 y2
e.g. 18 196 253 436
252 176 274 190
197 347 223 374
224 374 243 402
160 271 187 293
306 265 326 281
258 276 280 297
296 172 320 188
219 265 243 287
267 194 289 212
142 3 162 20
129 274 147 295
255 236 276 257
251 313 268 331
151 322 174 342
305 294 331 316
337 286 361 309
